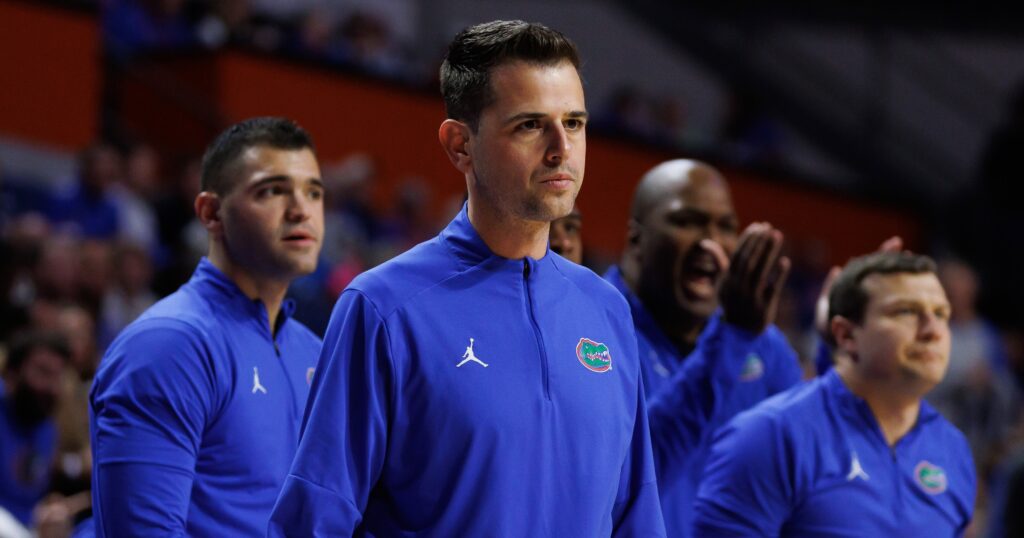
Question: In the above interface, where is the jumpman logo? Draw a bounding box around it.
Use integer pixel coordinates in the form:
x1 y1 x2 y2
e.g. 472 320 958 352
252 367 268 394
846 452 870 482
456 338 489 368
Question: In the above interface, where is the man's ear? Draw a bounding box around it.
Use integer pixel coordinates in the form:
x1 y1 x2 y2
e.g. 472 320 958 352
831 316 858 361
194 192 223 237
438 119 472 174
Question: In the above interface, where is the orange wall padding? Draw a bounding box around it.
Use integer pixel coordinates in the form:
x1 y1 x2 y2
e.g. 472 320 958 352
0 1 100 150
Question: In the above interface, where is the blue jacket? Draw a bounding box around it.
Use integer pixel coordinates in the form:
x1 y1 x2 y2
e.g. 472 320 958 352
270 206 666 537
605 266 802 536
693 369 975 536
89 258 321 537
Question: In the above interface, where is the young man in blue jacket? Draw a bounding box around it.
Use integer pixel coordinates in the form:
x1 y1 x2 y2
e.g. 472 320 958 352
270 20 666 537
605 159 802 536
693 251 975 536
89 117 325 536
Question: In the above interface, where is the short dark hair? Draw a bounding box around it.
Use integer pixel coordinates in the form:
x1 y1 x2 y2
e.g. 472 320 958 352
4 330 70 375
828 251 938 335
440 20 581 131
200 117 315 195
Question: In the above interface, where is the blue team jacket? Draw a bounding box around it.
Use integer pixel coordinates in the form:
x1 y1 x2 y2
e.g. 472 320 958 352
89 258 321 537
270 205 666 537
693 369 975 536
605 266 802 536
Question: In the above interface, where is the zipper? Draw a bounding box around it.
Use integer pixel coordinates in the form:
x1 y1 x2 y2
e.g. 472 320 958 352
524 260 552 401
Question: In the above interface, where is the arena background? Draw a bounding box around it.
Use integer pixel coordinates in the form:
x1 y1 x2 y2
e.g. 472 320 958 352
1 1 1022 536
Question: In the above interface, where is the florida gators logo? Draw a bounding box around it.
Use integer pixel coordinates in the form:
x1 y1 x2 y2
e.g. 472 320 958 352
914 461 948 494
576 338 612 373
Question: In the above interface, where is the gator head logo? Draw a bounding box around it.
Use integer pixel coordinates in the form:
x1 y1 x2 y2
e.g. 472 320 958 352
914 461 948 494
576 338 612 373
739 353 765 382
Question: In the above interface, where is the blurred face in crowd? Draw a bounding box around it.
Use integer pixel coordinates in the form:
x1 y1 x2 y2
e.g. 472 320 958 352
629 162 739 321
6 347 66 426
216 146 325 282
462 60 587 226
549 206 582 263
838 272 952 393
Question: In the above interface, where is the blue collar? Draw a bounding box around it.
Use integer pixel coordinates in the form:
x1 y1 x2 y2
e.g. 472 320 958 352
439 203 556 273
822 369 939 447
190 257 296 324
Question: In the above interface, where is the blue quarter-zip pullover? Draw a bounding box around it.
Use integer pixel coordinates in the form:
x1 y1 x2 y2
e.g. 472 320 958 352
89 258 321 537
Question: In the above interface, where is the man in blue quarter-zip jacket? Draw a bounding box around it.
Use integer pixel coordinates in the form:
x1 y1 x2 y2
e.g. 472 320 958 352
270 20 666 537
693 251 975 536
89 117 325 537
604 159 802 537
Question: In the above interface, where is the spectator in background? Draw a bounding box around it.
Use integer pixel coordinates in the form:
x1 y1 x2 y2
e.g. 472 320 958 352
47 144 121 240
111 144 161 258
99 242 157 348
102 0 196 58
0 331 70 529
930 259 1020 489
549 204 582 264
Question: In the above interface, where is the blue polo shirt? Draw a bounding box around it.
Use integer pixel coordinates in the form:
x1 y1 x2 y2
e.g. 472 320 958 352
270 205 665 537
693 369 975 536
90 258 321 537
605 266 802 536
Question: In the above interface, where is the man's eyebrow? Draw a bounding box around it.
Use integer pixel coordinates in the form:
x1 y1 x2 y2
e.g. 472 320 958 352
248 176 324 190
503 110 589 126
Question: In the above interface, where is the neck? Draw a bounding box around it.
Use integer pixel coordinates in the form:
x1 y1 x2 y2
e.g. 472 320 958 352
208 246 290 334
468 200 549 259
836 363 922 446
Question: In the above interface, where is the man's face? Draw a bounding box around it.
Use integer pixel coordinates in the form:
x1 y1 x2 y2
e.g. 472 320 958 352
466 60 586 225
848 272 952 391
549 207 582 263
8 347 65 425
219 146 324 282
636 174 739 320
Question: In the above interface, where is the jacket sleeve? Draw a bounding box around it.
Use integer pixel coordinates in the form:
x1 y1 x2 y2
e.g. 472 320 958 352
690 411 793 537
89 321 215 538
645 316 759 482
269 289 394 537
612 372 667 537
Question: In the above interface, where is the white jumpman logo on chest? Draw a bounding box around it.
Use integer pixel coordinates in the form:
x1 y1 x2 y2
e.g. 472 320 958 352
456 338 489 368
252 367 268 394
846 451 870 482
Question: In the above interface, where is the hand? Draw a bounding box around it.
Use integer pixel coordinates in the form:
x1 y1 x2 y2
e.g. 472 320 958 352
813 236 903 341
719 222 791 334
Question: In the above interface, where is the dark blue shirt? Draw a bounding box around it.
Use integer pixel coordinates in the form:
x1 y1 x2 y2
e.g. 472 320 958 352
693 370 975 536
90 258 321 537
0 390 57 526
270 205 666 537
605 266 802 536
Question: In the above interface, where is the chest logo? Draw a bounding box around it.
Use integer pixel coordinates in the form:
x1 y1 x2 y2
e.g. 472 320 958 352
306 367 316 386
846 451 870 482
739 353 765 382
577 338 612 373
252 367 268 394
456 338 489 368
914 461 948 494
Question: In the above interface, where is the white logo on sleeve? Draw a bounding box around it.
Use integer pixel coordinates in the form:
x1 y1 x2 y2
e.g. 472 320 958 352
252 367 268 394
456 338 489 368
846 452 870 482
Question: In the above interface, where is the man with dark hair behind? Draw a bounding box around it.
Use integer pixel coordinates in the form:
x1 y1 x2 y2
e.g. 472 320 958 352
693 251 976 536
89 117 325 536
271 20 665 536
0 331 69 528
